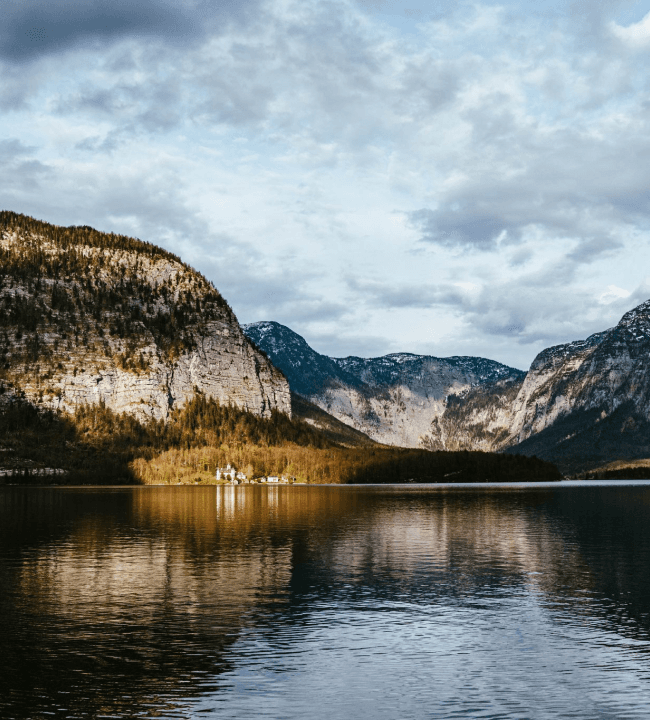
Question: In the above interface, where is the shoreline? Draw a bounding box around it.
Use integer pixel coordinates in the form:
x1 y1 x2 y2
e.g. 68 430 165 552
5 478 650 490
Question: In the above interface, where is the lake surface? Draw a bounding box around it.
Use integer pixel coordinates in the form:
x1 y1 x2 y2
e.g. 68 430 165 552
2 482 650 719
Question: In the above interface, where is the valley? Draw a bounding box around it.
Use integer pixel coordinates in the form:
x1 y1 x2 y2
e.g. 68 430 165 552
1 210 647 480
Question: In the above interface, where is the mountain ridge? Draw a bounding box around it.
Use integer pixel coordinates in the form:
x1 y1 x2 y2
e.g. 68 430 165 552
244 301 650 472
243 320 525 448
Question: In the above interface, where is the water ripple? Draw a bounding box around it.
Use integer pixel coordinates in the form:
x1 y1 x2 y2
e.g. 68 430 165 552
1 483 650 718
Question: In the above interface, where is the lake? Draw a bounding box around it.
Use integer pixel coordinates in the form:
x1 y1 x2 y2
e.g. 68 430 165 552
1 482 650 719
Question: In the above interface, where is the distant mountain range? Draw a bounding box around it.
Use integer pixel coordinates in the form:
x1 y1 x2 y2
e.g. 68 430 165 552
243 321 523 448
244 304 650 473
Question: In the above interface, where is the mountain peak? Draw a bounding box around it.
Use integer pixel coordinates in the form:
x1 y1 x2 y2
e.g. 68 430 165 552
616 299 650 342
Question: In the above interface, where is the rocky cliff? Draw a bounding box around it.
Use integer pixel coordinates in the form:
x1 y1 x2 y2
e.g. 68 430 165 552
420 301 650 470
507 310 648 443
501 303 650 470
0 212 291 421
243 321 524 447
423 376 524 452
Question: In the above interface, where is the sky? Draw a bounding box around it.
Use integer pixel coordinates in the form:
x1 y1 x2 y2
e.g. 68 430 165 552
2 0 650 369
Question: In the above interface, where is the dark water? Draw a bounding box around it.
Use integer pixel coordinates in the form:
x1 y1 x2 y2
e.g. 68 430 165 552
2 483 650 719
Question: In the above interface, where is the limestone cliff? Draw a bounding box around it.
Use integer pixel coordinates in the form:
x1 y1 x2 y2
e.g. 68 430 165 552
0 212 291 420
423 376 524 452
507 312 646 443
500 303 650 469
426 301 650 470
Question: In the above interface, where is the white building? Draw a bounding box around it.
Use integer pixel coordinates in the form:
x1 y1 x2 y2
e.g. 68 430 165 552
216 464 247 482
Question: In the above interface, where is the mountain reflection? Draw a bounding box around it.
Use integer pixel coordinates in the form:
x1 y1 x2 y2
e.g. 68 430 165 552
2 484 650 719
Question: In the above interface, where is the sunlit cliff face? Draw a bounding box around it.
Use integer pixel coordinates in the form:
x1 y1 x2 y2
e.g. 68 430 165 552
0 215 291 422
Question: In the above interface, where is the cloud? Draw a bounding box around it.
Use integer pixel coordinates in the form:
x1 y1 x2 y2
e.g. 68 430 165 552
2 0 650 369
598 284 631 305
344 249 638 354
0 138 35 158
0 0 262 63
611 11 650 47
408 207 506 250
33 0 397 140
196 247 352 328
619 277 650 311
0 138 53 194
346 275 441 309
407 118 650 258
300 329 395 359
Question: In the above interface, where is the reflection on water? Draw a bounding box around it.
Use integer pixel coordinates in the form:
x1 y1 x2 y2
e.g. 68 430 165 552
2 483 650 718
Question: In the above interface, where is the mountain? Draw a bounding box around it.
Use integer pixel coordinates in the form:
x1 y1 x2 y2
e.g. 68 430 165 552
0 212 290 421
243 321 365 396
501 302 650 471
5 210 646 476
243 321 525 447
396 301 650 472
245 301 650 472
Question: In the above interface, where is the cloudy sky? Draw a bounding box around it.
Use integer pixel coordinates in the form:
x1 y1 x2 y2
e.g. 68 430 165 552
2 0 650 368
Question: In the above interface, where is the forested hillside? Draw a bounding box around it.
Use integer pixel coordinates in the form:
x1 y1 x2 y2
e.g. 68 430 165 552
0 211 290 420
0 386 560 485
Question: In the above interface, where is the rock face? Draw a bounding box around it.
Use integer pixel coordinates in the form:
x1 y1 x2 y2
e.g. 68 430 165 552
424 376 525 452
0 212 291 421
501 303 650 470
419 301 650 470
503 330 612 444
243 321 364 397
243 321 524 447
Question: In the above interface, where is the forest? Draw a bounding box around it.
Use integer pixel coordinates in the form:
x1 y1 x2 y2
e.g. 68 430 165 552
0 391 561 485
